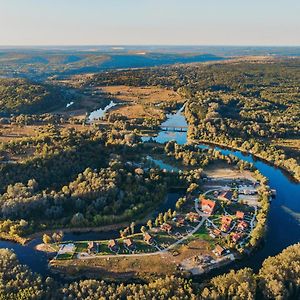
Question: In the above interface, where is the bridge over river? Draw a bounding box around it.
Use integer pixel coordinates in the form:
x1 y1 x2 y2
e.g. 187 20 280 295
159 125 188 132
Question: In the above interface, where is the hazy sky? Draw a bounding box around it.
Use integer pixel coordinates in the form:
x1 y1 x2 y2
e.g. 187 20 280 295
1 0 299 46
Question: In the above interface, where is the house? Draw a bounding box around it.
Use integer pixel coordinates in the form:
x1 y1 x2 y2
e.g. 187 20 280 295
237 221 248 231
239 185 257 195
143 232 154 244
221 216 232 232
213 229 222 237
175 216 185 227
123 238 135 250
200 198 216 215
87 241 98 254
161 223 172 233
232 233 242 243
214 245 226 256
108 239 119 252
236 211 245 219
186 212 200 222
218 191 233 202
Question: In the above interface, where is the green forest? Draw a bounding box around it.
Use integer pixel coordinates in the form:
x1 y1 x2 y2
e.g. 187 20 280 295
0 78 67 115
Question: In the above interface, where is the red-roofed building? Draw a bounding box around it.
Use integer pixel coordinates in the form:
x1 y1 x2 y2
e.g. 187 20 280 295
232 233 242 243
221 216 232 232
236 211 245 219
161 223 172 233
214 245 226 256
143 232 154 244
237 221 249 231
123 238 135 249
108 239 119 252
200 197 216 215
186 212 200 222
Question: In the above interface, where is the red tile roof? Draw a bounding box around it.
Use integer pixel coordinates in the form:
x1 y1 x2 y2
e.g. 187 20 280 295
236 211 245 219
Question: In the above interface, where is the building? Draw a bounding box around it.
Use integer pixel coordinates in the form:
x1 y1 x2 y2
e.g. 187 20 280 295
143 232 154 244
200 198 216 215
108 239 119 252
236 211 245 219
232 233 242 243
161 223 172 233
218 191 233 202
186 212 200 222
221 216 232 232
87 241 98 254
214 245 226 256
237 221 249 231
212 229 221 237
238 185 257 195
175 216 185 227
123 238 135 250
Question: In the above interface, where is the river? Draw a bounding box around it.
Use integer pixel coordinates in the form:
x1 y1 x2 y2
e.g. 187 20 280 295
0 106 299 277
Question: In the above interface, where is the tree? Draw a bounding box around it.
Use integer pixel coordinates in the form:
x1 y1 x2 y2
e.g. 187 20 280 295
42 234 52 244
130 222 135 235
147 219 153 230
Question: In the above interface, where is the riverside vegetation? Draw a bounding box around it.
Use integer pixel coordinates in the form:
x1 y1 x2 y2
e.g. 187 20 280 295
1 243 300 299
0 57 299 299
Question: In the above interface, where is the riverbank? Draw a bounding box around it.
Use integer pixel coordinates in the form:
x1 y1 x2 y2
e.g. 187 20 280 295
0 233 29 245
190 139 300 183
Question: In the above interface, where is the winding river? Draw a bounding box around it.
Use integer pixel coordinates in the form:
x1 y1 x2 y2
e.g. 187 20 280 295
0 107 299 278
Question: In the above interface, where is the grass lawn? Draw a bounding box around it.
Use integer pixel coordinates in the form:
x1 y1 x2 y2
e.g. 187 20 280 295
74 242 88 253
56 253 74 260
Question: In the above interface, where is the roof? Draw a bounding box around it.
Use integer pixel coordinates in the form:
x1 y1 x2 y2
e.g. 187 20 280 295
218 191 233 200
161 223 172 231
214 245 225 254
88 241 95 249
201 198 216 211
221 216 232 225
187 212 199 219
108 239 117 248
124 238 133 247
238 221 248 229
232 233 242 241
236 211 245 219
143 232 153 242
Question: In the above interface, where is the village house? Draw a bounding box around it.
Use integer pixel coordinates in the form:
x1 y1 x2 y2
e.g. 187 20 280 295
200 197 216 215
87 241 98 254
221 216 232 232
218 190 233 202
232 233 243 243
186 212 200 222
238 185 257 195
123 238 135 250
214 244 226 256
237 220 249 231
210 228 222 238
236 211 245 219
161 223 172 233
108 239 119 252
174 216 185 227
143 232 154 244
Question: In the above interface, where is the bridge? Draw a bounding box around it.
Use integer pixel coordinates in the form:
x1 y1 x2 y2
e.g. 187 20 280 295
159 125 188 132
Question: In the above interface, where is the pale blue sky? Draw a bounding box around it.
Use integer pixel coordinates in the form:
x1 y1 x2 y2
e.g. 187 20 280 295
0 0 299 45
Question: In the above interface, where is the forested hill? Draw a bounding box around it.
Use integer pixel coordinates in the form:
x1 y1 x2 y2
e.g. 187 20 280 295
0 78 66 115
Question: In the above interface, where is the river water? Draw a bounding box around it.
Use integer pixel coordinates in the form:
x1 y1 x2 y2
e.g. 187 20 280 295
0 106 299 277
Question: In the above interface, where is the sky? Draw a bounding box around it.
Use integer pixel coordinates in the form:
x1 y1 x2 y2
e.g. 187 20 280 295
0 0 300 46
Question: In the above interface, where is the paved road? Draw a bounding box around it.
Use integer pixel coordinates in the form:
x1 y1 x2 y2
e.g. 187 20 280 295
76 200 207 260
